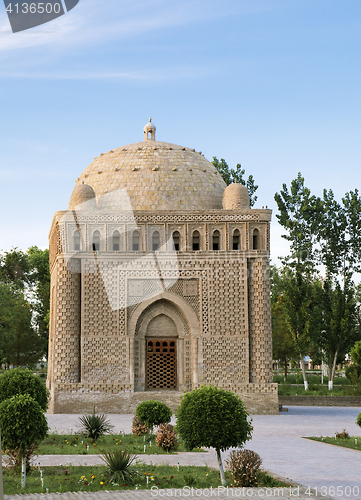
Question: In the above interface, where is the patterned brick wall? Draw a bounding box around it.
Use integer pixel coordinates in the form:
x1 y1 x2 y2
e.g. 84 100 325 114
248 257 273 383
52 258 81 383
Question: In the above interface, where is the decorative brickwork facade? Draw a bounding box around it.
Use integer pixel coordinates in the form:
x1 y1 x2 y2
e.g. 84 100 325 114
47 120 278 414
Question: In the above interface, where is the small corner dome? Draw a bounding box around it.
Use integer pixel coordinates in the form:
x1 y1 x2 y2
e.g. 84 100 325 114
222 182 250 210
68 182 96 210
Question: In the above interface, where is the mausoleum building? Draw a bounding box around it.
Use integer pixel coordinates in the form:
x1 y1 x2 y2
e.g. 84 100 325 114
47 119 278 414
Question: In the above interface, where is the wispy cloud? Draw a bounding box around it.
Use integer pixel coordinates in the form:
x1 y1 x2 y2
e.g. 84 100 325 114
0 64 216 81
0 0 274 54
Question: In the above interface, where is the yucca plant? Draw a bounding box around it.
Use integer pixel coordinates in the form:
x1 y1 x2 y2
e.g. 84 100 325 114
78 406 114 442
101 449 138 483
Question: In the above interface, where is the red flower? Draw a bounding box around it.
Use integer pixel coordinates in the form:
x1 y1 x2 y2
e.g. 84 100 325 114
170 476 173 479
84 482 88 485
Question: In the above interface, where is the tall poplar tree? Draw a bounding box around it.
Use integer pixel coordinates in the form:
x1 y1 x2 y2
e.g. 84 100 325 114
274 174 322 389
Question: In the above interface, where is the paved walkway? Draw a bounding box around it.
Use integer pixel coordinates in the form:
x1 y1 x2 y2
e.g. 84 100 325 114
4 406 361 500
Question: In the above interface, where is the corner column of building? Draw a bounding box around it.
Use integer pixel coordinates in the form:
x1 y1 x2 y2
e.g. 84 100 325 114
53 258 81 384
247 256 273 383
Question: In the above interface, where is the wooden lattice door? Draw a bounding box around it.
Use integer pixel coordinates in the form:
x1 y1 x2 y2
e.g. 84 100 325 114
146 339 177 390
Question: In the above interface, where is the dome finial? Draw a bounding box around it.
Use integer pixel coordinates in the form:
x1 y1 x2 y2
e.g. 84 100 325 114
144 118 156 141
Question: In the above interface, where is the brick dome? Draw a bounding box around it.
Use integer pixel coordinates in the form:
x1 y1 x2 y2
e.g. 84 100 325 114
68 182 96 210
72 121 226 211
222 182 250 210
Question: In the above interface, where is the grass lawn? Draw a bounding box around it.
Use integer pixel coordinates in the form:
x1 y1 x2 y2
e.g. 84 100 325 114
3 464 289 495
278 385 359 396
306 436 361 451
34 433 205 455
273 373 358 396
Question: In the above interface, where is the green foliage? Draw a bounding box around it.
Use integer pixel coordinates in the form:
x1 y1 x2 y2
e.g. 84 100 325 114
101 449 137 483
356 412 361 428
0 246 50 365
78 407 114 442
0 248 31 290
271 268 297 380
0 284 44 367
274 173 321 268
351 341 361 366
155 423 177 452
176 385 253 452
281 268 320 361
27 247 50 356
0 394 48 467
211 157 258 207
315 279 359 382
0 367 49 411
226 448 262 487
135 400 172 430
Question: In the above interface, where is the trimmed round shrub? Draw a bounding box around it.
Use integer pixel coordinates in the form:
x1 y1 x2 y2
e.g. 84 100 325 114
156 423 177 451
0 367 49 411
176 385 253 485
0 394 48 470
135 400 172 430
226 449 262 487
176 385 252 452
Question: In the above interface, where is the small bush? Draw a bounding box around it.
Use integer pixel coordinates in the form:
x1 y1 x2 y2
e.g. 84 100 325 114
136 400 172 431
346 365 361 385
0 394 48 470
132 416 150 436
79 407 114 442
101 449 137 483
335 429 349 439
356 413 361 428
0 367 49 411
226 448 262 487
156 423 177 451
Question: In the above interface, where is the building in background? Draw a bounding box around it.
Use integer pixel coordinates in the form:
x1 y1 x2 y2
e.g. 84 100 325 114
47 119 278 414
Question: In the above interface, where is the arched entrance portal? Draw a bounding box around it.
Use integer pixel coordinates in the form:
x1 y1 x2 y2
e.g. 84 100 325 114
133 298 196 392
146 314 177 390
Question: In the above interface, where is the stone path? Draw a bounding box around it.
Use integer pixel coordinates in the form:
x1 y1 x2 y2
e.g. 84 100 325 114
4 406 361 500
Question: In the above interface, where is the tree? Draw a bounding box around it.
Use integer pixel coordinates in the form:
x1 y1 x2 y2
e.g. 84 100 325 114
0 248 31 290
0 394 48 472
272 298 297 381
270 266 297 380
176 385 253 486
0 286 44 367
314 279 359 389
136 400 172 431
274 173 322 268
281 268 321 390
0 367 49 411
274 174 324 389
28 247 50 356
212 157 258 207
0 247 50 364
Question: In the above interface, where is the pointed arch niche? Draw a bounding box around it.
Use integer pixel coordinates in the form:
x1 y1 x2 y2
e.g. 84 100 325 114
130 297 198 392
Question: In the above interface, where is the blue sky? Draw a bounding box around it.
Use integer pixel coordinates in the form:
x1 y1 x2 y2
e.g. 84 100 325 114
0 0 360 265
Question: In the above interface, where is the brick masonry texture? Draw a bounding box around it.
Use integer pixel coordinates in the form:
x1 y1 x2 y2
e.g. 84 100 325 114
279 396 361 406
47 127 278 415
